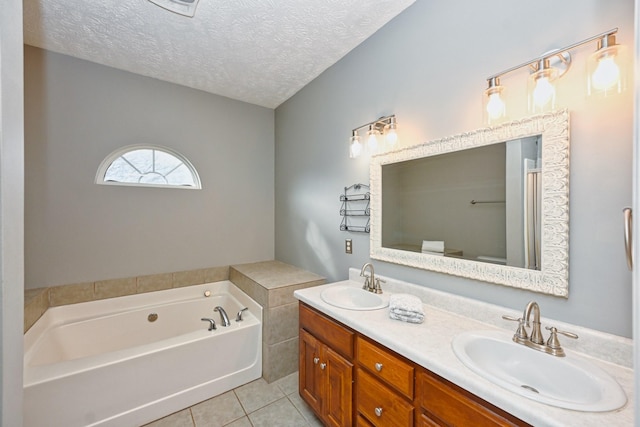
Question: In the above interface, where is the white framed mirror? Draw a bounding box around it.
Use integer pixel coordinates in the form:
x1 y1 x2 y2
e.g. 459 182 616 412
370 109 570 297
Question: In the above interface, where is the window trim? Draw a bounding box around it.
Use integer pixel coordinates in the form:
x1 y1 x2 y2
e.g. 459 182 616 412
95 144 202 189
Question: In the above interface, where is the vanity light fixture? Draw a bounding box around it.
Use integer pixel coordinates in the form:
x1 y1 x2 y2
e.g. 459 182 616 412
349 115 398 159
484 28 626 123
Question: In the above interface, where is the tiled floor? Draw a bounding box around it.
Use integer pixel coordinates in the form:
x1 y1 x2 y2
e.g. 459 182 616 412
143 373 323 427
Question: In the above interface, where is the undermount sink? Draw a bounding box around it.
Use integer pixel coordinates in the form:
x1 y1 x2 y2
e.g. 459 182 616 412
452 330 627 412
320 284 389 311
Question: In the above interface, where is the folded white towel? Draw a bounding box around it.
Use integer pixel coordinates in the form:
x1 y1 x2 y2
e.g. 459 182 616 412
389 293 424 324
421 250 444 256
389 311 424 324
421 240 444 253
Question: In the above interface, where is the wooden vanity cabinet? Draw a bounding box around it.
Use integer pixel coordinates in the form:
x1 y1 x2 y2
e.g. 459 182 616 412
299 303 530 427
299 304 354 427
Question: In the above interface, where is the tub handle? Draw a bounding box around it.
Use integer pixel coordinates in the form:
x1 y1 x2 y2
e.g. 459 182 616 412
236 307 249 322
201 318 216 331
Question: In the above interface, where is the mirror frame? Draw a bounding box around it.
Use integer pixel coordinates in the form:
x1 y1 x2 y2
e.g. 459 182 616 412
370 109 570 297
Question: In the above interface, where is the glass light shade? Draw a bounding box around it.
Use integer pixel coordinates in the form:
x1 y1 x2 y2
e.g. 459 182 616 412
528 62 558 114
367 127 381 154
385 123 398 148
484 83 507 125
349 133 362 158
587 41 628 97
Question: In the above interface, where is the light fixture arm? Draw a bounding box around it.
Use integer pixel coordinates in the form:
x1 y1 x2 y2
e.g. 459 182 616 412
486 28 618 81
351 115 396 134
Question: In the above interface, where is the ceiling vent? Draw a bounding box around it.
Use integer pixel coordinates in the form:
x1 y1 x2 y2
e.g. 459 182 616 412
147 0 200 17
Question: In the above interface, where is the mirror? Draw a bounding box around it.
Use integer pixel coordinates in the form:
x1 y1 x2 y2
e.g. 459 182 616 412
370 110 570 297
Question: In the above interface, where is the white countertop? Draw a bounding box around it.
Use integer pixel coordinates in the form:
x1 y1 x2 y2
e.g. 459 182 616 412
294 273 634 427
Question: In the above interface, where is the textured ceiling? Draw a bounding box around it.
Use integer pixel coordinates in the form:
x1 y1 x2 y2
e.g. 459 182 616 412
24 0 416 108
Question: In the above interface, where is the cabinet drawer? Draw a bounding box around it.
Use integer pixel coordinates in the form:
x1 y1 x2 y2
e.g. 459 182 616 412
357 369 414 427
299 303 354 359
357 414 375 427
356 336 414 399
417 370 529 427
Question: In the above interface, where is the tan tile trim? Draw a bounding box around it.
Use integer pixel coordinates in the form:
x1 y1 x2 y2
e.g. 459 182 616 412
24 266 230 333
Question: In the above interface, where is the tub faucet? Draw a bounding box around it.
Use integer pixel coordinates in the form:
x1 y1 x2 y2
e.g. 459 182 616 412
214 306 231 327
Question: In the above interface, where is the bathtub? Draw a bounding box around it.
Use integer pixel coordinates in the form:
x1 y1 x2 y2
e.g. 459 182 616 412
24 281 262 427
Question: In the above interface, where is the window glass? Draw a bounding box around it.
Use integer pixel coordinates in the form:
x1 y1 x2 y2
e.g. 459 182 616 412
97 146 201 189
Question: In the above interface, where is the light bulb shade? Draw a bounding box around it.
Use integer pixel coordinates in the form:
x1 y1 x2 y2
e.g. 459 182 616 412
587 36 628 97
385 118 398 148
349 133 362 158
483 80 507 125
528 62 558 113
385 127 398 147
367 128 381 154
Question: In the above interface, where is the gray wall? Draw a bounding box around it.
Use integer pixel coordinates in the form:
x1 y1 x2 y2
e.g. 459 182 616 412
275 0 635 337
25 46 275 289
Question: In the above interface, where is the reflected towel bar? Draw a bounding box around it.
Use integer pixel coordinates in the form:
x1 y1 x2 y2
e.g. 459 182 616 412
470 200 505 205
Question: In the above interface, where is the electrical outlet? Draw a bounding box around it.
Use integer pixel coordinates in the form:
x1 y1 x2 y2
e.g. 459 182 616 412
345 239 352 254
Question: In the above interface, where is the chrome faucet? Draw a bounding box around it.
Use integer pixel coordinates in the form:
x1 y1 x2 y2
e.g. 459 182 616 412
523 301 544 345
214 306 231 327
502 301 578 357
360 262 383 294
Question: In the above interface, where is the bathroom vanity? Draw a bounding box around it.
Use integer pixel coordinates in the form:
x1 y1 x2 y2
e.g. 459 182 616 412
299 302 527 426
294 271 634 427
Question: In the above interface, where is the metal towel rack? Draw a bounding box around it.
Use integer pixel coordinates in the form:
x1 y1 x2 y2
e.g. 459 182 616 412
340 184 370 233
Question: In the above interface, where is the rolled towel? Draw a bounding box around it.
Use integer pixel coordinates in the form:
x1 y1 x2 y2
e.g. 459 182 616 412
421 240 444 253
389 293 424 324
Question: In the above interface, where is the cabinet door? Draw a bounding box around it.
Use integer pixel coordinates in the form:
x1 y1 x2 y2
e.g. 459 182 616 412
323 346 354 427
299 328 322 415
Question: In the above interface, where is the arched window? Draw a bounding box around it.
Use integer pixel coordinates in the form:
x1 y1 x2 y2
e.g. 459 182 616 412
96 145 201 189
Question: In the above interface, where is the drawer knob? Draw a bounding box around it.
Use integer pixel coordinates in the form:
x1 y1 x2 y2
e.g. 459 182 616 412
313 357 320 364
374 407 383 417
375 362 383 372
320 362 327 370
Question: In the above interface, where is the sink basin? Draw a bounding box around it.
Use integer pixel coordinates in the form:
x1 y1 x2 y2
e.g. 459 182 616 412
320 284 389 311
452 330 626 412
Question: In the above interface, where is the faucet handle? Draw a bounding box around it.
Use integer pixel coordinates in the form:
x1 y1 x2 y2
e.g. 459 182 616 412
236 307 249 322
545 326 578 347
544 326 578 357
502 315 529 341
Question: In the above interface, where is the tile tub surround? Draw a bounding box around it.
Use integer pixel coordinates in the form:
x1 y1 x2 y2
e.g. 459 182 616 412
294 272 634 427
24 265 230 332
230 261 325 383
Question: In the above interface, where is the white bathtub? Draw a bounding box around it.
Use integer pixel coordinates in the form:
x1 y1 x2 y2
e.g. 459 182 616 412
24 281 262 427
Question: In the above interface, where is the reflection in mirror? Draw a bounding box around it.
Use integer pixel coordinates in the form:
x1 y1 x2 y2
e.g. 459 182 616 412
370 110 570 297
381 136 541 269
